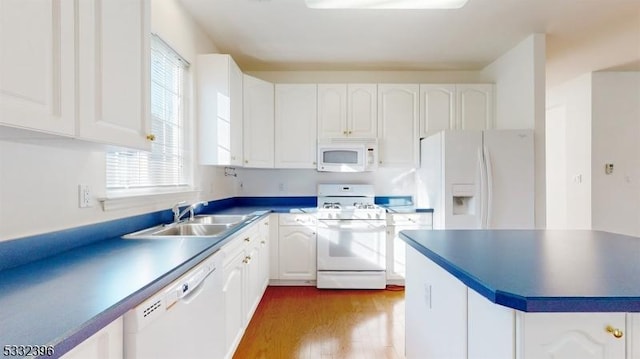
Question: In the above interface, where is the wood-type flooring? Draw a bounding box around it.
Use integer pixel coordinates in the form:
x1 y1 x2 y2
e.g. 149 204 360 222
233 286 405 359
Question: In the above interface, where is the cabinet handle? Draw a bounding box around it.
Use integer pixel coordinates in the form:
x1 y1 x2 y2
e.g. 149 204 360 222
244 237 250 242
243 256 250 264
261 240 266 244
606 325 624 339
348 130 352 135
245 160 249 164
146 134 156 141
343 131 347 135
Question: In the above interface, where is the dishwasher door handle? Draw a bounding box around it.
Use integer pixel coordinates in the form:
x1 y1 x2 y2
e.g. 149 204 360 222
166 265 217 308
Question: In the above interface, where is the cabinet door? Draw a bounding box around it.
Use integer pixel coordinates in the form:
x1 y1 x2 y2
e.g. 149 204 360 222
348 84 377 138
243 74 274 168
229 59 243 166
405 244 467 359
77 0 151 150
278 226 317 281
629 313 640 359
61 317 123 359
419 84 455 138
378 84 419 168
198 54 243 165
317 84 347 139
274 84 317 168
0 0 75 136
223 249 247 358
245 219 269 321
457 84 493 131
386 221 432 283
245 243 262 323
518 312 626 359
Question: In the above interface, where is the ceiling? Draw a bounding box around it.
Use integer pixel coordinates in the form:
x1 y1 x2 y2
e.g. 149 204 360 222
177 0 640 72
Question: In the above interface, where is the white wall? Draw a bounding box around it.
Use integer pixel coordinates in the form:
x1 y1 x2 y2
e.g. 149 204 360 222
591 72 640 236
236 168 416 198
546 74 593 230
480 34 547 228
0 0 228 241
546 71 640 236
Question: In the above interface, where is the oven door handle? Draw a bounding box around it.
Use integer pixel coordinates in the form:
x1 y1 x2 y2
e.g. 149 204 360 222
318 220 386 231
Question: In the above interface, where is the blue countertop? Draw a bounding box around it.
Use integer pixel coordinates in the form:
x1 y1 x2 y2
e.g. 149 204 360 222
399 229 640 313
0 195 427 358
0 198 311 359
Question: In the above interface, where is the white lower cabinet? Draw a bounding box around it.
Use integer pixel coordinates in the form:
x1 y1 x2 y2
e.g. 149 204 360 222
61 318 123 359
407 244 638 359
221 216 270 359
516 312 626 359
386 213 432 284
276 214 317 284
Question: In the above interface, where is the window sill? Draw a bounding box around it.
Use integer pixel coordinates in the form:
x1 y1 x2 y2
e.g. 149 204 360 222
100 189 201 212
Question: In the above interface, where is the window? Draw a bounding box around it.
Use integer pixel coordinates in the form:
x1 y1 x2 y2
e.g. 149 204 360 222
106 35 191 194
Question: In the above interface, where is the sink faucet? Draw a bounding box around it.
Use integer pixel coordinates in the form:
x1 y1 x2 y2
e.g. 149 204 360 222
172 201 208 223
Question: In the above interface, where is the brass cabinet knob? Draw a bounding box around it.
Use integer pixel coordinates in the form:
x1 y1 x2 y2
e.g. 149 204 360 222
244 237 250 242
146 134 156 141
606 325 624 338
348 130 352 135
343 131 347 135
245 160 249 164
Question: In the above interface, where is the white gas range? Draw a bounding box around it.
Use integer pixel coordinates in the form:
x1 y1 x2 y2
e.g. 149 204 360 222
316 184 387 289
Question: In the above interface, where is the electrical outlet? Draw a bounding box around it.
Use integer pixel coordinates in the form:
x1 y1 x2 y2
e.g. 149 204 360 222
78 184 91 208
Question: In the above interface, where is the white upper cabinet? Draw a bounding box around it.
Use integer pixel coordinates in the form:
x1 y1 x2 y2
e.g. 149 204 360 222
317 84 347 139
0 0 152 150
419 83 494 138
274 84 317 168
457 84 494 131
419 84 456 138
0 0 76 136
377 84 419 168
77 0 151 151
318 84 377 139
197 54 243 166
348 84 378 138
243 74 274 168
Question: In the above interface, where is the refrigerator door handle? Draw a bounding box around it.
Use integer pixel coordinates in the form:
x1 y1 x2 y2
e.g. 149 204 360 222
477 148 487 229
483 145 494 229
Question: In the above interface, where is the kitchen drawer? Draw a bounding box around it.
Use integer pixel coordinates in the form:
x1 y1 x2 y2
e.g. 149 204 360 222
279 213 317 226
221 225 258 265
387 213 433 226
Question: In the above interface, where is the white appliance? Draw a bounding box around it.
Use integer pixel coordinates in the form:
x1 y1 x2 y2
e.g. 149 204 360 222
417 130 534 229
316 184 387 289
124 251 225 359
317 139 378 172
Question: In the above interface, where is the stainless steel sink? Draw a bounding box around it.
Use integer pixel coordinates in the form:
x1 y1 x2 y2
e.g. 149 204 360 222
124 223 235 239
123 214 258 239
192 214 254 225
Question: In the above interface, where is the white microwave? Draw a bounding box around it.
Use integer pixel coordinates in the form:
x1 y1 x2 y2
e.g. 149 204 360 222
317 139 378 172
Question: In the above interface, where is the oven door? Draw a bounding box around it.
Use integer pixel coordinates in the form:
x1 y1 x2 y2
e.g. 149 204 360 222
317 219 386 271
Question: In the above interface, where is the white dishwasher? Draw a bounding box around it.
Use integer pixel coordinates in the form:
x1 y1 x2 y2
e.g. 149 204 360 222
124 250 225 359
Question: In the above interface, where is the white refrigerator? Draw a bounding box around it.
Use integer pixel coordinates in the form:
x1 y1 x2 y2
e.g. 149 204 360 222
416 130 534 229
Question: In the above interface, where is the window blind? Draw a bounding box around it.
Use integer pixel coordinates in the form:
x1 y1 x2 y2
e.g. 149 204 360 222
106 35 190 191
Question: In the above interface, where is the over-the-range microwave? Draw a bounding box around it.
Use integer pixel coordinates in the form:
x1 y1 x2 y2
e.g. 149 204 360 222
317 139 378 172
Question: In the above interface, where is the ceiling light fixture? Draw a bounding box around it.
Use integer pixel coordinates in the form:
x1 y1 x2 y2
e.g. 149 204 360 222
304 0 469 9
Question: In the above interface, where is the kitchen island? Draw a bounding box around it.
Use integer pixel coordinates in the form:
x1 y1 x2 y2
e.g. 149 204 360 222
399 229 640 359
